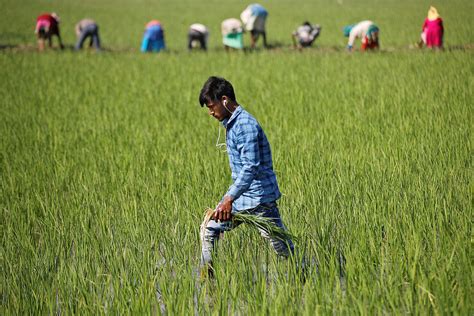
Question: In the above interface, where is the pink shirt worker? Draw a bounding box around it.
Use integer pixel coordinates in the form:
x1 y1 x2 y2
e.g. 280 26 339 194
420 6 444 48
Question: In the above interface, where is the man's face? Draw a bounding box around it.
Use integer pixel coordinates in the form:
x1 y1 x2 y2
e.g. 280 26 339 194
206 98 230 121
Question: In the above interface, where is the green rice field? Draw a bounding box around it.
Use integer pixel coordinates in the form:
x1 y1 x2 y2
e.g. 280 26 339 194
1 0 472 314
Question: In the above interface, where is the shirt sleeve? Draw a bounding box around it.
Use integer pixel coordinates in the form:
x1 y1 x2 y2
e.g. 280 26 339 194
226 124 260 200
348 28 357 47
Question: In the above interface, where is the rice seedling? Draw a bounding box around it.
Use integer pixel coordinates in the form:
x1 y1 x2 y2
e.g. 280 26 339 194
200 208 296 246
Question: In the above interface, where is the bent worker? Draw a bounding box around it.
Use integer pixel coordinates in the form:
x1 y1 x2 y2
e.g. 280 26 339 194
75 19 101 51
221 18 244 51
141 20 165 53
419 6 444 49
199 76 295 277
35 12 64 51
292 21 322 49
240 3 268 48
343 20 379 52
188 23 209 51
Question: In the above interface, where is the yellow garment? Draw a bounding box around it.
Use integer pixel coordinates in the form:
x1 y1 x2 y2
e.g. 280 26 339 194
427 6 440 21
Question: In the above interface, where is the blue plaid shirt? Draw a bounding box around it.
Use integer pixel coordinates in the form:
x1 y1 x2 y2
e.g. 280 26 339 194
222 106 281 211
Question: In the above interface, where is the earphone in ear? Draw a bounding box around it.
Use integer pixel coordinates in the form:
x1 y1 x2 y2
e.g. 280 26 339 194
222 98 234 114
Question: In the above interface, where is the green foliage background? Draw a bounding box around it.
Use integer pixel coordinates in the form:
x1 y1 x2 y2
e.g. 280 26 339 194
1 0 472 314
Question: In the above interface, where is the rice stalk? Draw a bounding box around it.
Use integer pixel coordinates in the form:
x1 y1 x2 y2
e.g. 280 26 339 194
200 208 296 245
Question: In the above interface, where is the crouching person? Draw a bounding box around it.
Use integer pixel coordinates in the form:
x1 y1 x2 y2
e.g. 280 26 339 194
292 21 322 49
240 3 269 48
141 20 165 53
344 20 379 52
35 12 64 51
75 19 101 51
188 23 209 51
198 76 295 277
221 18 244 51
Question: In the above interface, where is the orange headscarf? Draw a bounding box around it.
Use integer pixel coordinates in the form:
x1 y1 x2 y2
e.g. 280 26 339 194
146 20 161 29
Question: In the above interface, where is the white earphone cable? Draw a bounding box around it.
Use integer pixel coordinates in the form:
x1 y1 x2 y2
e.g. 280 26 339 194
215 101 233 152
223 102 233 115
215 125 227 152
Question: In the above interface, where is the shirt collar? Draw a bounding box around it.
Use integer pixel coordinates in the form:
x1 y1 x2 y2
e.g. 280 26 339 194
221 105 243 128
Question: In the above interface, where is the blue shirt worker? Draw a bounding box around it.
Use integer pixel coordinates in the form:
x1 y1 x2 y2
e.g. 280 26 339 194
141 20 165 52
75 19 101 51
240 3 268 48
199 76 294 276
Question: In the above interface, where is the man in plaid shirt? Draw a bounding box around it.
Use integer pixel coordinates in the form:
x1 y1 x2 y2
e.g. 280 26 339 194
199 76 294 275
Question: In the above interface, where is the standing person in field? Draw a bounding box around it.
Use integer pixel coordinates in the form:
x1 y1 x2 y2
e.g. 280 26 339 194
240 3 268 48
141 20 165 53
188 23 209 51
75 19 101 51
221 18 244 51
292 21 322 49
199 76 294 276
343 20 379 52
35 12 64 51
418 6 444 49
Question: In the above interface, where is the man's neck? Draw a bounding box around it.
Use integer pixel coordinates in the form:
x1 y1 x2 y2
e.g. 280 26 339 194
227 102 239 113
222 104 241 127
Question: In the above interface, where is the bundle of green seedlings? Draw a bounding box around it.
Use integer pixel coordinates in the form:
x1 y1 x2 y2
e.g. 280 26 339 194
200 208 295 244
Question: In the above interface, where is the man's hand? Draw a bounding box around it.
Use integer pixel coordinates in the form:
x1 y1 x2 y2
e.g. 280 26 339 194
213 195 233 222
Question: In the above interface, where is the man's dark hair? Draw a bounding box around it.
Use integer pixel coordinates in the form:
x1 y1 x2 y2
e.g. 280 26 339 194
199 76 236 107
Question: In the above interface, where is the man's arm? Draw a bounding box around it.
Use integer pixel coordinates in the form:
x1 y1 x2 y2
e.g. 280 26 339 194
347 25 360 51
75 23 81 37
214 124 260 221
